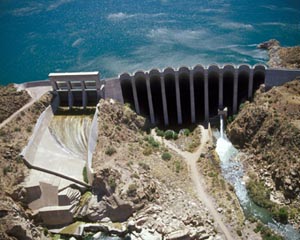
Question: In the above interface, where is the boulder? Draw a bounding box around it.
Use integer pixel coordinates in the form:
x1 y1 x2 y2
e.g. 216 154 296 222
166 229 191 240
257 39 280 50
6 224 32 240
87 194 133 222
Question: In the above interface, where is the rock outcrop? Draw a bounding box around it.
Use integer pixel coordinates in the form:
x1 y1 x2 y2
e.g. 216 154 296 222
227 80 300 226
77 99 220 239
258 39 300 68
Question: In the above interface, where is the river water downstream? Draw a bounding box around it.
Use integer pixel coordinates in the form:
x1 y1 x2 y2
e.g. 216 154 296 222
215 117 300 240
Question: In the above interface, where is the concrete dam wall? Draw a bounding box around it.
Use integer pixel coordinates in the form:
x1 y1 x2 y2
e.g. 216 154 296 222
49 65 300 126
118 65 300 125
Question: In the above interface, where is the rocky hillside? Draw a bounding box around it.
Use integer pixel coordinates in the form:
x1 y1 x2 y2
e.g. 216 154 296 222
227 80 300 226
0 92 52 240
258 39 300 68
0 84 31 123
83 99 220 239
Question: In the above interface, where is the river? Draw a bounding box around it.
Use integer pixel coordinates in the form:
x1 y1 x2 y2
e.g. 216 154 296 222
215 116 300 240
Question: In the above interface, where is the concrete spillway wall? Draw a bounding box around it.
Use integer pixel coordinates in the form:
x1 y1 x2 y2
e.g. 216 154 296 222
117 65 300 125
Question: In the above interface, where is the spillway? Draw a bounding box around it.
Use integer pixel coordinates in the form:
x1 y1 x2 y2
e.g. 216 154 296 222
22 107 94 190
49 115 92 159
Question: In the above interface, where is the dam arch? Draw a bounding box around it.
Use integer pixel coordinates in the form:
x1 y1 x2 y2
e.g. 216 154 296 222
252 65 266 96
134 71 150 117
120 73 135 110
163 68 178 125
178 67 191 123
193 65 205 122
149 69 164 125
238 65 250 109
208 65 220 117
222 65 235 115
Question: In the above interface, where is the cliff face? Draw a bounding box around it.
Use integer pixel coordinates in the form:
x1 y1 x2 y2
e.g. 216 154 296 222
227 80 300 225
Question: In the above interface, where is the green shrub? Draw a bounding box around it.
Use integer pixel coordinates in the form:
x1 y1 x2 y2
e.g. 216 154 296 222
254 222 283 240
161 152 172 161
16 155 23 164
156 129 165 137
183 129 190 136
3 166 12 175
105 146 116 156
82 166 88 183
124 102 132 109
146 136 159 147
173 132 178 140
127 183 137 197
164 130 174 140
246 180 274 209
143 147 152 156
272 207 288 224
108 176 116 189
174 160 182 173
0 130 6 137
131 173 140 179
239 103 245 110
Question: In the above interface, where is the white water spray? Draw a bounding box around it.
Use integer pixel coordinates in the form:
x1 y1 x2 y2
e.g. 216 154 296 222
215 115 300 240
220 114 224 139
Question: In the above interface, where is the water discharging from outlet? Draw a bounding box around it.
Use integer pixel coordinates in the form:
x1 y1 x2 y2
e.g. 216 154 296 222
215 115 300 240
49 115 92 158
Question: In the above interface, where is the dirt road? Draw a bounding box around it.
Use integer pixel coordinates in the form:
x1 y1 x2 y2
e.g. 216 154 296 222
153 126 234 240
0 86 51 129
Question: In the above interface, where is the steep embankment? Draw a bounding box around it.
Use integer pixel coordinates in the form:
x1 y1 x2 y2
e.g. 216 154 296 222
0 84 31 123
227 80 300 227
0 92 52 240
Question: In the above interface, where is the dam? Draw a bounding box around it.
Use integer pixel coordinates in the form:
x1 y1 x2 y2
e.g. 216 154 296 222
49 64 300 126
18 63 300 226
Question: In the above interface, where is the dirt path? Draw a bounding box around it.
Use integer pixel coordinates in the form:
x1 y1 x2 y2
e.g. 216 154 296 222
0 86 51 129
152 127 234 240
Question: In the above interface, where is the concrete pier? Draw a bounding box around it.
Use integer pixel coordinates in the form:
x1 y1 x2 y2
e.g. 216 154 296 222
160 75 169 126
233 70 238 114
204 71 209 122
189 71 196 123
175 73 182 125
146 74 155 124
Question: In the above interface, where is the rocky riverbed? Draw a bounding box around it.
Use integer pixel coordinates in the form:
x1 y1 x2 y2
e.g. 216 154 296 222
227 80 300 230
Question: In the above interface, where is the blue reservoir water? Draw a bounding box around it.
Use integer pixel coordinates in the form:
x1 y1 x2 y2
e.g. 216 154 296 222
0 0 300 85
